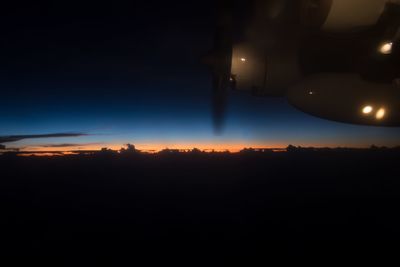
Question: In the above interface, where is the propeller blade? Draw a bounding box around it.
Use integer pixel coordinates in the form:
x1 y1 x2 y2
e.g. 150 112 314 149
212 75 228 133
211 0 233 133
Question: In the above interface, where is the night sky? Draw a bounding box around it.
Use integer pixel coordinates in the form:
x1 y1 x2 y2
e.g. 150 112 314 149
1 1 400 152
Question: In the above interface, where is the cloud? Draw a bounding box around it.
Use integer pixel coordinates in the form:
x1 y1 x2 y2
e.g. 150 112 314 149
0 133 87 144
41 143 84 148
40 143 100 148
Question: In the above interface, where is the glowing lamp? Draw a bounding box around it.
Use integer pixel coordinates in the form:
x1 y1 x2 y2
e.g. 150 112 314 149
362 106 373 114
379 42 393 55
376 108 386 120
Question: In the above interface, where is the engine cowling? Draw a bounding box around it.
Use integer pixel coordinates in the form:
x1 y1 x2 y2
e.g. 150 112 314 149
301 0 388 32
231 42 302 96
287 73 400 126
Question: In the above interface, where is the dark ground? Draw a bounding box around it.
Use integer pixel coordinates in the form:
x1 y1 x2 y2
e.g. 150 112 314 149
1 149 399 265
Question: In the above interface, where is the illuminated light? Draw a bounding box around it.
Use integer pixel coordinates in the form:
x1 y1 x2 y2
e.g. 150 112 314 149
379 42 393 55
362 106 373 114
376 108 386 120
240 57 246 62
308 91 314 95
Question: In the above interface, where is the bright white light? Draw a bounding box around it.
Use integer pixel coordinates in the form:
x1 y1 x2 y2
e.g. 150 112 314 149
240 57 246 62
362 106 373 114
308 91 314 95
379 42 393 55
376 108 386 120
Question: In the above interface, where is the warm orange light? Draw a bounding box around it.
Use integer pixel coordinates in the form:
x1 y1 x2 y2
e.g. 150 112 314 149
379 42 393 55
376 108 386 120
362 105 373 114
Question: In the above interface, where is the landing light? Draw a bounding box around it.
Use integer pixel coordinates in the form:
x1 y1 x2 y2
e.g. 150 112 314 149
376 108 386 120
379 42 393 55
362 106 373 114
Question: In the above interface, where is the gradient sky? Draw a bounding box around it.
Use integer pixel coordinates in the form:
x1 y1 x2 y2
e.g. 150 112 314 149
1 1 400 152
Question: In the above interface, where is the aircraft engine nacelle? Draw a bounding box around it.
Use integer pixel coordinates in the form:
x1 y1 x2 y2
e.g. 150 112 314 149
301 0 389 32
287 73 400 126
231 43 302 96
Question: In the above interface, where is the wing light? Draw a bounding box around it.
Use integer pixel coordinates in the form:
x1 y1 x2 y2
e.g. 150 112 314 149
379 42 393 55
362 106 373 114
376 108 386 120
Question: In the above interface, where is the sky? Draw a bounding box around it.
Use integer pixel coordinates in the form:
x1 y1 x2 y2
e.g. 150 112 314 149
1 1 400 152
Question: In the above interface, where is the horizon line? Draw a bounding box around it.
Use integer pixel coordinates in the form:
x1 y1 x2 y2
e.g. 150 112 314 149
2 144 400 157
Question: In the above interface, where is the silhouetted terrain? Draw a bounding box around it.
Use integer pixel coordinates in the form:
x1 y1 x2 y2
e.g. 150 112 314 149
1 148 399 264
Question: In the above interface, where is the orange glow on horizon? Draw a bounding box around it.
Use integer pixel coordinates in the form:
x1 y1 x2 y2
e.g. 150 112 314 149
20 141 289 153
18 140 391 155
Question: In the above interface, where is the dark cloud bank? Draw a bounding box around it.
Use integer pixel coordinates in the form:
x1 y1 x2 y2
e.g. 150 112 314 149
0 133 87 144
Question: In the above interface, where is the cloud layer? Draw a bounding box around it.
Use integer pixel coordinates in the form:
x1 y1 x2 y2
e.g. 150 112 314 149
39 143 102 148
0 133 87 144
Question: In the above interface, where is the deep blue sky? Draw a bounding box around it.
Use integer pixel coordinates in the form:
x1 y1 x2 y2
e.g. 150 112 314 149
1 1 399 151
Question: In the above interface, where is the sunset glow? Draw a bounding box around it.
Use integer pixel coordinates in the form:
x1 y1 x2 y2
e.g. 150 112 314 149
19 142 287 153
14 139 395 156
